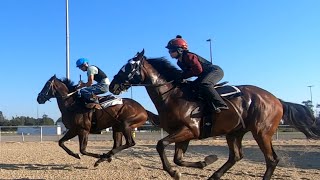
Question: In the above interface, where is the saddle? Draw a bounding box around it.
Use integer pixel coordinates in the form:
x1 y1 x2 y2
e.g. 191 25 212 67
188 81 243 139
83 94 123 110
214 81 242 99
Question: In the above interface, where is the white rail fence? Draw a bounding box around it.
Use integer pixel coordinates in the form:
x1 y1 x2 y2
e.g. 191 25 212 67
0 125 306 142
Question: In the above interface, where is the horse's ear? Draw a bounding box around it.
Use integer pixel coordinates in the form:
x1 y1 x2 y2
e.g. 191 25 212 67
136 49 145 60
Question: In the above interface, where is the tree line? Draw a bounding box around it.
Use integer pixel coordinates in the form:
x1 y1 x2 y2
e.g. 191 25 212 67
301 101 320 118
0 111 55 127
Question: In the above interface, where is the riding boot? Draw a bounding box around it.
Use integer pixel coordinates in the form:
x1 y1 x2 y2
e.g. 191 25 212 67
86 96 102 109
82 93 101 109
203 86 229 113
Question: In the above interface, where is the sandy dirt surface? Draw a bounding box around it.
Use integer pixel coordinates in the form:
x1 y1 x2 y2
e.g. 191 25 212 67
0 139 319 180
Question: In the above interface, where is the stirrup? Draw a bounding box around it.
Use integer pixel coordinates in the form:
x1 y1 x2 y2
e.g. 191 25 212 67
215 108 221 113
207 102 221 113
218 106 229 110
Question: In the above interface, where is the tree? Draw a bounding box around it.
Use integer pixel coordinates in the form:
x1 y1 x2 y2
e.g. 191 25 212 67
302 100 314 114
56 117 62 125
316 104 320 119
0 111 5 123
40 114 54 125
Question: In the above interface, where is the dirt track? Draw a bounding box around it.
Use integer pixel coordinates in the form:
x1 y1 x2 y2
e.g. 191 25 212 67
0 139 319 180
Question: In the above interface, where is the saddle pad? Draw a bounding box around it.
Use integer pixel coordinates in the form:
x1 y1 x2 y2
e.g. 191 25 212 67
99 95 123 108
215 85 241 98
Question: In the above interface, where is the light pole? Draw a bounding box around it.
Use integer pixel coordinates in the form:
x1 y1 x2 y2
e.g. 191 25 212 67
66 0 70 79
307 85 313 106
206 39 212 63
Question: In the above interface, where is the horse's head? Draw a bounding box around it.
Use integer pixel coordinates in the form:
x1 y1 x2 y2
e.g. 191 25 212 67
110 49 145 95
37 75 59 104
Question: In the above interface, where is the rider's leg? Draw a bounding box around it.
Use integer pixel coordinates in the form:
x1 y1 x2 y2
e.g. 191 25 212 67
79 84 108 103
201 84 228 113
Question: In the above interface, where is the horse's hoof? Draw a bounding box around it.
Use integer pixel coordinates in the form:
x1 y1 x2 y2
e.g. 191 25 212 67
94 160 101 167
75 154 81 159
94 157 111 167
205 155 218 165
208 173 220 180
173 171 181 180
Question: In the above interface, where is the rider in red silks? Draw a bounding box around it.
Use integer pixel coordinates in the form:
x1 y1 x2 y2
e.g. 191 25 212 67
166 35 228 113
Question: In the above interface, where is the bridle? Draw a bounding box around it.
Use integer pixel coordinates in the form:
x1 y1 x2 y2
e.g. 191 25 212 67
121 56 174 87
38 77 78 103
38 79 56 102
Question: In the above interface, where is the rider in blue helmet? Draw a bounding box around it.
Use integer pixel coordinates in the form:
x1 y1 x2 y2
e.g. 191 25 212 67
76 58 110 108
76 58 89 68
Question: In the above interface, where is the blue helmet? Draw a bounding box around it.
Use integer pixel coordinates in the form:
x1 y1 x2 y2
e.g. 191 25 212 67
76 58 89 67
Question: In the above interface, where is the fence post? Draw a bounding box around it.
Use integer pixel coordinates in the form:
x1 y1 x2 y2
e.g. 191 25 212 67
40 126 43 142
276 128 279 140
0 127 1 142
22 132 25 142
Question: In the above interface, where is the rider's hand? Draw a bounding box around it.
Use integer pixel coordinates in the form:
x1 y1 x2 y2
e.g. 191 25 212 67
173 77 186 84
77 81 84 88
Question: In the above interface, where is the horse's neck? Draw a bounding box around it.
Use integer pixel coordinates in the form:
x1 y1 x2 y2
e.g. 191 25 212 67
55 84 73 112
143 66 177 110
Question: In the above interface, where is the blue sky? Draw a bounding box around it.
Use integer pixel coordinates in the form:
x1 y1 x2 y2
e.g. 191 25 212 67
0 0 319 121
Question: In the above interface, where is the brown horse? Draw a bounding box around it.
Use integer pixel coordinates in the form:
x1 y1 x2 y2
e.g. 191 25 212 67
37 75 148 165
109 50 320 180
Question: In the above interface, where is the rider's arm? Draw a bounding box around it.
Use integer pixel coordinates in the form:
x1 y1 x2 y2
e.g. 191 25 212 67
181 53 203 79
85 74 94 87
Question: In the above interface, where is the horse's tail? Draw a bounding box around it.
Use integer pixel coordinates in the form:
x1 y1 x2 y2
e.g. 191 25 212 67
146 110 161 127
279 99 320 139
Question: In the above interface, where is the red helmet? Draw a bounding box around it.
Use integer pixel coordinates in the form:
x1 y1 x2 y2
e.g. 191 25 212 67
165 35 188 50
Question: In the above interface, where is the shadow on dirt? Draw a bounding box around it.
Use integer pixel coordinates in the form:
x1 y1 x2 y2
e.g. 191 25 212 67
0 163 88 171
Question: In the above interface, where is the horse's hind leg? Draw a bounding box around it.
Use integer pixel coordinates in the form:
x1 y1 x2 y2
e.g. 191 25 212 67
174 141 218 169
209 132 245 180
95 125 135 167
78 129 101 158
112 131 123 149
253 133 279 180
58 129 81 159
101 130 123 162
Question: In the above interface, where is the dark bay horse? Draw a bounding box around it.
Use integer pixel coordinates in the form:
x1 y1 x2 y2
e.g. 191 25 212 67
109 50 320 180
37 75 148 165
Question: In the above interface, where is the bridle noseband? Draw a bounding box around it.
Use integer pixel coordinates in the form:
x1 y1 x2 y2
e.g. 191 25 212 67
38 79 55 102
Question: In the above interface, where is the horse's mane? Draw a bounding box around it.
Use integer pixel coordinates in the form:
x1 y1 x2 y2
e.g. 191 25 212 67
59 78 77 92
146 57 183 81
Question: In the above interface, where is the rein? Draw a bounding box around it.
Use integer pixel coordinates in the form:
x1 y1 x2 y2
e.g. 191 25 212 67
63 91 78 98
124 80 174 87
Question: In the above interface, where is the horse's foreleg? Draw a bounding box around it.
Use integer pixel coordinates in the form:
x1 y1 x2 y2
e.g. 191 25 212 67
78 129 100 158
209 132 245 180
174 141 218 169
58 129 81 159
157 127 196 180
